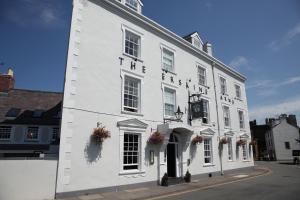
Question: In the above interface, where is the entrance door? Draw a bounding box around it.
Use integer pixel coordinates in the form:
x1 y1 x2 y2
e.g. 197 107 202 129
167 133 181 177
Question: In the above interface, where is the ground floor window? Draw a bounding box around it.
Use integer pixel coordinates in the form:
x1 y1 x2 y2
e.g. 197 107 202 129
123 133 140 170
242 144 247 160
227 137 233 161
204 138 212 164
0 126 12 140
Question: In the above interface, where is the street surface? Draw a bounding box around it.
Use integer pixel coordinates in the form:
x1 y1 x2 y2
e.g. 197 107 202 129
161 162 300 200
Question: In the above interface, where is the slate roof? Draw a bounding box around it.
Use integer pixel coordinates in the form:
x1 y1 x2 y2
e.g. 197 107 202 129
0 89 63 125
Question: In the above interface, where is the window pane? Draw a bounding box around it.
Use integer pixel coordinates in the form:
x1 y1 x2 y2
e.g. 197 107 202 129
125 31 140 58
0 126 12 140
164 88 176 116
123 133 140 171
198 67 206 85
162 49 174 72
124 76 140 113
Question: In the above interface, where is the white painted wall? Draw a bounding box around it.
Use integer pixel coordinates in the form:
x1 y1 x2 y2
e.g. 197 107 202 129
272 119 300 160
0 159 57 200
57 0 253 194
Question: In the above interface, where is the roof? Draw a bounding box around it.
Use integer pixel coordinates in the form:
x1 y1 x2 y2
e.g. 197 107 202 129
0 89 63 125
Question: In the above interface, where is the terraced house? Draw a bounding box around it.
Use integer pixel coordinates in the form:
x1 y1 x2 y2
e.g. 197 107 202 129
56 0 254 196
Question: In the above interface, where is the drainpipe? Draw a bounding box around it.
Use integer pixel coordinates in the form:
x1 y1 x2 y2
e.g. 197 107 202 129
211 61 224 175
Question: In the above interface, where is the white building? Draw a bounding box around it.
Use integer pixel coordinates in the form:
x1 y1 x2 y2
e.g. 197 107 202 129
265 115 300 161
56 0 254 196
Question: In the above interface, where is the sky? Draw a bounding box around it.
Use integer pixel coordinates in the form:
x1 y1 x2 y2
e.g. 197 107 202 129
0 0 300 125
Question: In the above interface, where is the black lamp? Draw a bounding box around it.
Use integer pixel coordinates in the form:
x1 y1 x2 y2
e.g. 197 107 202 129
175 106 183 121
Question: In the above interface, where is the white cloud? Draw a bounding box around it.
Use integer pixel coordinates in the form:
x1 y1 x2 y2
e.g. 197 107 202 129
247 75 300 97
249 96 300 123
229 56 250 70
269 23 300 51
3 0 64 28
247 75 300 89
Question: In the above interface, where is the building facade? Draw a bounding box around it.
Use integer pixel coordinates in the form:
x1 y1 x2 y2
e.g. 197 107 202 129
57 0 254 196
0 69 62 157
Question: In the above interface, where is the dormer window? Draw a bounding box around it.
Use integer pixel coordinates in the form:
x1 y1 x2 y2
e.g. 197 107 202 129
125 0 138 11
193 37 202 49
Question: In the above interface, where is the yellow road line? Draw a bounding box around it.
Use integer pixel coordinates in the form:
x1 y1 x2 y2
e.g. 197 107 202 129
145 168 272 200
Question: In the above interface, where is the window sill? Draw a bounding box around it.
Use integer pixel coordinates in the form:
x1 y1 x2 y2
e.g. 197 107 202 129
119 170 146 176
122 111 144 117
221 93 229 96
162 69 177 76
203 164 215 167
242 160 251 162
198 83 210 89
24 140 39 142
235 97 243 101
228 160 234 162
123 53 143 63
0 139 11 142
224 126 231 129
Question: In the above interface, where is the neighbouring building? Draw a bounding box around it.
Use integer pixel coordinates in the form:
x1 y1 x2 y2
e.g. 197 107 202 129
251 114 300 161
56 0 254 196
0 68 63 157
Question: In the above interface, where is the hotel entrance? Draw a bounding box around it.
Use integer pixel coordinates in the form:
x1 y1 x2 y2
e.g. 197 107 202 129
167 133 182 178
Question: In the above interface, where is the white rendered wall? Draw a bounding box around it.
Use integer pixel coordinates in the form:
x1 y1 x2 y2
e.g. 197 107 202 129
272 120 300 160
0 159 57 200
57 0 253 194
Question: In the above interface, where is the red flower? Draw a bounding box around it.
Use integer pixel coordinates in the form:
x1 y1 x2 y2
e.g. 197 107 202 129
192 135 203 145
148 132 164 144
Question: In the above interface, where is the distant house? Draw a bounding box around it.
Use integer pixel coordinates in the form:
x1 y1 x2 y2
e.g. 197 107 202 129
0 69 63 157
251 114 300 161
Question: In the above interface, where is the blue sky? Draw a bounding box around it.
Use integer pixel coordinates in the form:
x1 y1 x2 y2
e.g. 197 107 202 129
0 0 300 124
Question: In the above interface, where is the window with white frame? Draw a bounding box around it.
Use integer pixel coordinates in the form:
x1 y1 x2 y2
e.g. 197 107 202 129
223 106 230 127
198 66 206 86
123 133 140 170
235 84 241 99
204 138 213 164
194 37 201 49
26 127 39 141
123 76 140 113
125 0 138 10
202 99 209 124
242 144 247 160
164 88 176 116
162 48 174 72
238 110 245 129
125 30 141 58
228 137 233 161
0 126 12 140
52 127 60 141
220 77 227 94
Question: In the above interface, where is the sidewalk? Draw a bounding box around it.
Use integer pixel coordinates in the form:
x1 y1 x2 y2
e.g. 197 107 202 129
59 166 271 200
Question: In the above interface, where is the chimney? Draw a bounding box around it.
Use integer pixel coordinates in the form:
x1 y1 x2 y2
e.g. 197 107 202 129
287 115 297 127
0 68 15 92
203 42 212 56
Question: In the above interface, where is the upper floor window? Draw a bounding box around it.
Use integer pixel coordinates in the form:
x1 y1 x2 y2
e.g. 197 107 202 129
125 30 141 58
26 127 39 141
164 88 176 116
202 99 209 124
204 138 213 164
123 76 140 113
285 142 290 149
123 133 140 170
235 84 241 99
52 127 60 141
223 106 231 127
125 0 138 11
198 66 206 86
220 77 227 94
0 126 12 140
162 48 174 72
194 38 202 49
238 110 245 129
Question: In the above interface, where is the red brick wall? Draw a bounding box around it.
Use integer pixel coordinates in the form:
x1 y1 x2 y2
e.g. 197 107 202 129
0 75 15 92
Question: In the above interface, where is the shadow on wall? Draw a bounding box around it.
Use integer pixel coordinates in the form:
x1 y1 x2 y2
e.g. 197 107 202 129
84 136 103 164
189 144 197 162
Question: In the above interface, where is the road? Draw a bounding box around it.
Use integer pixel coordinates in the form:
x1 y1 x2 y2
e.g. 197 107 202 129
162 162 300 200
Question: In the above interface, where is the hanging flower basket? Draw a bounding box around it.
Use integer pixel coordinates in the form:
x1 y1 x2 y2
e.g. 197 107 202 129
249 140 256 145
236 139 246 146
219 137 228 144
92 125 111 143
192 135 203 145
148 131 164 145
